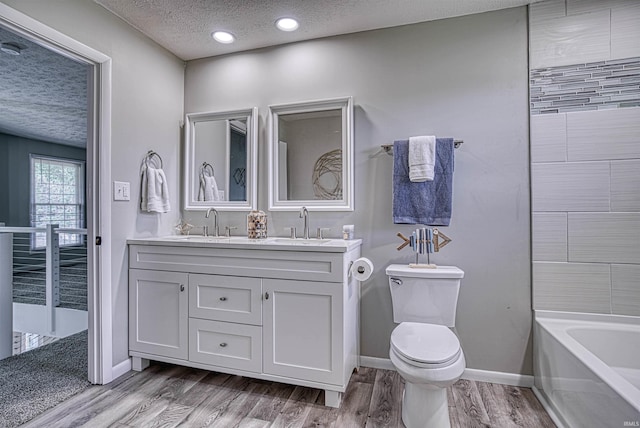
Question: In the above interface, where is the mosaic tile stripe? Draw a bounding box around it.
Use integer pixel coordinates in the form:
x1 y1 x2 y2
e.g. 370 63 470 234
530 57 640 114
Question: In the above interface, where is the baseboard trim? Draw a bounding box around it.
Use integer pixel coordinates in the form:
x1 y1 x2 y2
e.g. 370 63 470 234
463 368 534 388
112 358 132 381
359 356 533 387
359 356 395 371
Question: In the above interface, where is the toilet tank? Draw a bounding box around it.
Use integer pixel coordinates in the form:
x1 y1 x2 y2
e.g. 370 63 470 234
386 264 464 327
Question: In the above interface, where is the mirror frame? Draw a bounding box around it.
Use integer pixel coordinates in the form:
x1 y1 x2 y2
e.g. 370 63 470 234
183 107 258 211
268 96 354 211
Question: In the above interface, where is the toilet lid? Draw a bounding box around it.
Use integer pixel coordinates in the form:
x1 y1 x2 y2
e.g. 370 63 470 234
391 322 461 365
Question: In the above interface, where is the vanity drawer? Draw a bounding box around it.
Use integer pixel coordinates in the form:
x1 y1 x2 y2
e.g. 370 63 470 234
189 274 262 325
189 318 262 373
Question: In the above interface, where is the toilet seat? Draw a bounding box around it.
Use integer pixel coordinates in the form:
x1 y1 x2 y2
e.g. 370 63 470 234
391 322 461 369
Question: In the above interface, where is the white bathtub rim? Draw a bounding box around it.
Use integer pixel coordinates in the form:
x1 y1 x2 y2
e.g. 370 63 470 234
535 310 640 412
535 310 640 327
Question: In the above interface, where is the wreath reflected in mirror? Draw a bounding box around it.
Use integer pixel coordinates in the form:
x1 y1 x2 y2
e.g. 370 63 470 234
312 149 342 200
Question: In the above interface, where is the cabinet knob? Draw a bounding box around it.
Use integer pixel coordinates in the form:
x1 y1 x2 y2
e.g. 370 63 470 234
264 292 269 300
219 343 227 347
180 284 185 292
219 297 227 301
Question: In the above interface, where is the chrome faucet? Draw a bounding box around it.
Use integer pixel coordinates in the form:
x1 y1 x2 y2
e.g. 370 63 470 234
205 207 219 237
299 206 310 239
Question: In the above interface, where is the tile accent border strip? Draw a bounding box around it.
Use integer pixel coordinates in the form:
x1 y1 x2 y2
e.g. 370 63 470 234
531 57 640 114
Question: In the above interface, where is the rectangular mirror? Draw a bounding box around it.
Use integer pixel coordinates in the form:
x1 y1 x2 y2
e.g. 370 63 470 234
268 97 353 211
184 107 257 211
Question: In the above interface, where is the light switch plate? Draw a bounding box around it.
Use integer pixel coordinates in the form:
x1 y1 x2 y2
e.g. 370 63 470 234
114 181 130 201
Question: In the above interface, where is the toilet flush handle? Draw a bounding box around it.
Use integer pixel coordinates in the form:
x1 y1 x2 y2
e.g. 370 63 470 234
390 277 403 286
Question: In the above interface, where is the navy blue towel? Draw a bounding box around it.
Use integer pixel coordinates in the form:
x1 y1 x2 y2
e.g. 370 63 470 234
393 138 454 225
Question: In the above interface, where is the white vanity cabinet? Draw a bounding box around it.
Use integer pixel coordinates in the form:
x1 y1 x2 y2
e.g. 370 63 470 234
263 278 345 386
128 269 188 361
127 238 361 407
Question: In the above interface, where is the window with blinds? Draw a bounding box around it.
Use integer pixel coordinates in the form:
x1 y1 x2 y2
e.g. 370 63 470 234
30 155 85 249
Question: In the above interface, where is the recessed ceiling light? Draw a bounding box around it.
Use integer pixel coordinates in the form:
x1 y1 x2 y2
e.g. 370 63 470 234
212 31 235 44
0 42 22 56
276 18 299 32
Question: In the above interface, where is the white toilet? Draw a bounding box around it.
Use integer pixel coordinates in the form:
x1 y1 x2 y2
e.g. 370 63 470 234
386 264 465 428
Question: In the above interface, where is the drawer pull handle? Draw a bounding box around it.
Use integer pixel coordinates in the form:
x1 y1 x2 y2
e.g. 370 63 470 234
264 292 269 300
219 297 227 301
220 343 227 347
180 284 185 292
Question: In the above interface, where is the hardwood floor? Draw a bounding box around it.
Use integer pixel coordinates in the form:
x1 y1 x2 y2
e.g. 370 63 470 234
24 363 555 427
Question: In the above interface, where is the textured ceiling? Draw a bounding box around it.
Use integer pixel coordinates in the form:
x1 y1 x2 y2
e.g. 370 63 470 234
94 0 538 61
1 1 538 149
0 27 88 148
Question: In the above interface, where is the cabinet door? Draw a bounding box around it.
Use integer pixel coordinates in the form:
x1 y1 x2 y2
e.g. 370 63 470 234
129 269 188 360
263 278 343 385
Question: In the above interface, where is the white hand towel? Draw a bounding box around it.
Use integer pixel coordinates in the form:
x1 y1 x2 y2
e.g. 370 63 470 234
145 166 171 213
140 166 149 211
203 175 220 201
198 175 205 201
409 135 436 182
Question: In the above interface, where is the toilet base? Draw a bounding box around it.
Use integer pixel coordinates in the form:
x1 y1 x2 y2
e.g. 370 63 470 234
402 382 451 428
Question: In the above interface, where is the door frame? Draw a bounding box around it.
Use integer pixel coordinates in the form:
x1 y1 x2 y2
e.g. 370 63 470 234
0 3 113 384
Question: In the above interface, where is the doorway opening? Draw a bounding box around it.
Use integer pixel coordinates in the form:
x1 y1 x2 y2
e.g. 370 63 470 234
0 2 113 391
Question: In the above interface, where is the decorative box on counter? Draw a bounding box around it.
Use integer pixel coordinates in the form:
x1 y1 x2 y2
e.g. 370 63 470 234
247 210 267 239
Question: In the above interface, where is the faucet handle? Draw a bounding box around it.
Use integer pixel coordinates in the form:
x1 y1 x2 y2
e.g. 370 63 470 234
316 227 330 239
286 227 297 239
203 225 209 237
225 226 237 237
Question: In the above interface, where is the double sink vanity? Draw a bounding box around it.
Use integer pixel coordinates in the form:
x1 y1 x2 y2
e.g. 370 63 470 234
129 96 360 406
128 236 362 407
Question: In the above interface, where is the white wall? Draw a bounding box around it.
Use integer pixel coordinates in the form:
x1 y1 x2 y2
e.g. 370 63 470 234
0 0 185 365
530 0 640 316
185 7 532 374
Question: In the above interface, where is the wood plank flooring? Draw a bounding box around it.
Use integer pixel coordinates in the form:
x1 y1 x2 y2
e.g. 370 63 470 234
23 363 555 427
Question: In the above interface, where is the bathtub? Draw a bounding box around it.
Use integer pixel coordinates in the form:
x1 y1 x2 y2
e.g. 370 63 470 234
534 311 640 427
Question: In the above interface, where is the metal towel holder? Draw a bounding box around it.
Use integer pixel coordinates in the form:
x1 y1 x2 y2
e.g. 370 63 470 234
379 139 463 156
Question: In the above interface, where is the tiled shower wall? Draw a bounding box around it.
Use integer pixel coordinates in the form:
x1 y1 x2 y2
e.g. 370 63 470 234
530 0 640 316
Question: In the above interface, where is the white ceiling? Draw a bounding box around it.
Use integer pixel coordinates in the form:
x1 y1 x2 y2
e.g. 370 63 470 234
94 0 538 61
0 1 539 148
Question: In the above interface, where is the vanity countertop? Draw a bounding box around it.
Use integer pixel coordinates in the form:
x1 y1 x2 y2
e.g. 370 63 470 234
127 235 362 253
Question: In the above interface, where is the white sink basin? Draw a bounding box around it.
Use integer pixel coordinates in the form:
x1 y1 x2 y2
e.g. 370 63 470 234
164 235 230 242
271 238 332 245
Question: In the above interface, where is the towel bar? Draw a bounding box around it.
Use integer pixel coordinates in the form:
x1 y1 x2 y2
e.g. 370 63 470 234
380 139 463 155
200 162 214 177
144 150 163 168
